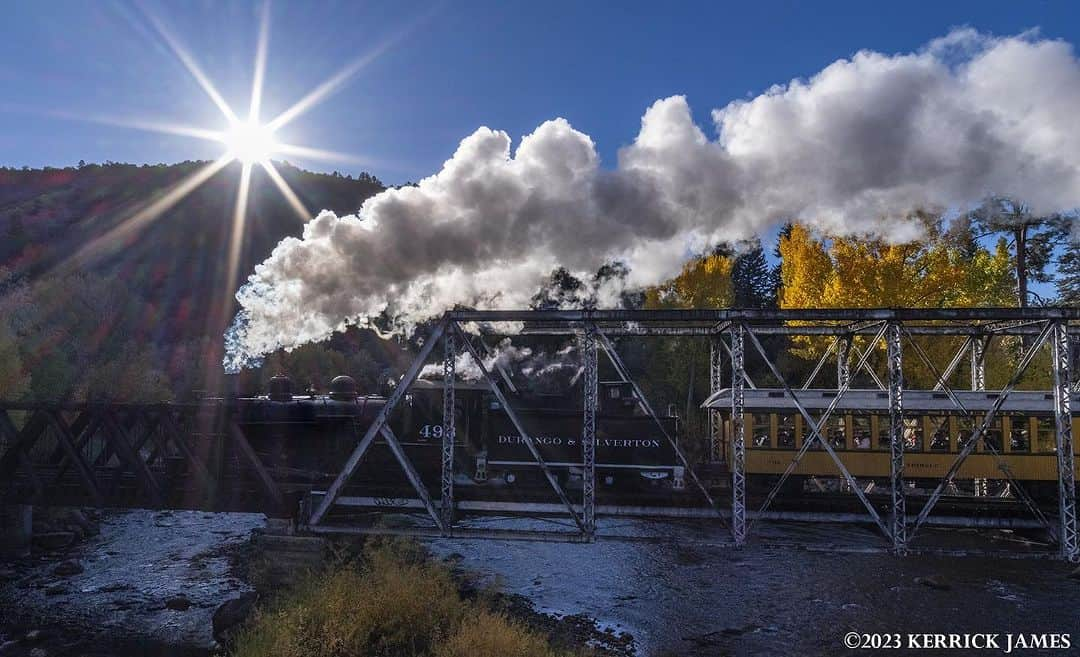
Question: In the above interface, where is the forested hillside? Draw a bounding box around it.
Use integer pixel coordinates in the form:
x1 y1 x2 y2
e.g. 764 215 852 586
0 161 397 401
0 161 1076 412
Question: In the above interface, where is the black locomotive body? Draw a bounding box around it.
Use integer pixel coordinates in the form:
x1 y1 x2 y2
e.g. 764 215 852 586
234 374 685 503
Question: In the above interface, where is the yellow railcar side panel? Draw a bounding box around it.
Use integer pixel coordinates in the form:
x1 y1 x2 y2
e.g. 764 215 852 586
745 450 1073 481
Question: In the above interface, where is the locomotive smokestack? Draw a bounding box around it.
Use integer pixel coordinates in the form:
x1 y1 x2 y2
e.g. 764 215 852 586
268 373 293 402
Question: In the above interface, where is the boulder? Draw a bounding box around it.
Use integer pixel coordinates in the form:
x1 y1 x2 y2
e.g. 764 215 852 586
213 592 258 646
165 596 192 611
914 575 951 591
52 560 83 577
33 532 76 552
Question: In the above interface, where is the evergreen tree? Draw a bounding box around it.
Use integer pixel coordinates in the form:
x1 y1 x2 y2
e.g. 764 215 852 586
966 198 1068 307
1057 245 1080 306
732 238 775 308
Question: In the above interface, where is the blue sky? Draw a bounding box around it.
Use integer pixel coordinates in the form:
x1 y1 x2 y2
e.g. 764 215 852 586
2 0 1079 184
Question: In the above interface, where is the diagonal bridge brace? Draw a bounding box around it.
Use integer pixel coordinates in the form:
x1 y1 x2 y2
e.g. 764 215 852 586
911 321 1055 537
309 318 449 528
454 322 589 535
746 321 893 540
593 329 724 520
900 326 1056 543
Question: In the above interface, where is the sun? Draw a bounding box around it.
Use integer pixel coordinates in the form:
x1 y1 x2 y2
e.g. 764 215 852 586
224 120 278 164
62 0 428 323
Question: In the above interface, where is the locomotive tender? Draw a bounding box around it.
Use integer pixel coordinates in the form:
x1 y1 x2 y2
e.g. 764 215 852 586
235 373 684 502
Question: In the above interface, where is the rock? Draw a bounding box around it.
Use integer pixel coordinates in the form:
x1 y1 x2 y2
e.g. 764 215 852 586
165 596 192 611
52 560 84 577
915 575 951 591
29 648 47 657
24 629 42 642
33 532 76 551
213 592 258 646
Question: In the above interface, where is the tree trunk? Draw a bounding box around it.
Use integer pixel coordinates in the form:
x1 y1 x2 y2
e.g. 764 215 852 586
1015 224 1028 308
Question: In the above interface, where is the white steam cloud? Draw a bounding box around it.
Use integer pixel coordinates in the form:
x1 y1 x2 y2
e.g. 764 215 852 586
225 29 1080 370
418 339 577 384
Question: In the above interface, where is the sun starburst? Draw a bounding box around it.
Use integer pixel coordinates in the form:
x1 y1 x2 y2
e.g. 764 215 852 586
64 0 426 275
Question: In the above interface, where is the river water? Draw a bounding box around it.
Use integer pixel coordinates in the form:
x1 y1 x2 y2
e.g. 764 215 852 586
3 511 1079 656
428 517 1080 656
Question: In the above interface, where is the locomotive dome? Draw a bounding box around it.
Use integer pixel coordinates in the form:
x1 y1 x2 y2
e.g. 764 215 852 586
268 373 293 401
329 375 359 401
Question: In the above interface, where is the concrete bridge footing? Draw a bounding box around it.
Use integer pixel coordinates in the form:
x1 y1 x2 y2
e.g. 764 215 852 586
0 504 33 558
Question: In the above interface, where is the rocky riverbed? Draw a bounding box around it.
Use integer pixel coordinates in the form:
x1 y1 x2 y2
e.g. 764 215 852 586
427 517 1080 656
0 509 263 656
3 509 1080 656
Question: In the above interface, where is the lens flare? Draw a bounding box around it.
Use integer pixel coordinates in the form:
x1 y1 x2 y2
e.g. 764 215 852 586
223 121 278 164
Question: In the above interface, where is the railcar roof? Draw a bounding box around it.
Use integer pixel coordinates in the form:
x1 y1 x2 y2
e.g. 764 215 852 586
701 388 1079 413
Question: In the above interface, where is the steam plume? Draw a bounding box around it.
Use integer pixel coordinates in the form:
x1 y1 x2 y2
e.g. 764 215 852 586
225 30 1080 370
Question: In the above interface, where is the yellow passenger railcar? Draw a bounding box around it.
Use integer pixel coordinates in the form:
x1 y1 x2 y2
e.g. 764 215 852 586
702 389 1080 497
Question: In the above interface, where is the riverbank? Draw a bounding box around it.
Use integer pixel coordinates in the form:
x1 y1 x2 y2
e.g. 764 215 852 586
0 509 263 656
0 511 633 657
4 510 1080 656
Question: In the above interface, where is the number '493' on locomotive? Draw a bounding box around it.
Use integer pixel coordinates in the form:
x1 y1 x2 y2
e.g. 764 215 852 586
404 379 684 489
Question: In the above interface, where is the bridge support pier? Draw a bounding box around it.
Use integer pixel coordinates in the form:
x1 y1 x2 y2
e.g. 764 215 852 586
0 503 32 558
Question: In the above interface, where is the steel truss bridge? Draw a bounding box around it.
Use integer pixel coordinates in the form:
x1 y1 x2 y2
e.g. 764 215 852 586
1 308 1078 560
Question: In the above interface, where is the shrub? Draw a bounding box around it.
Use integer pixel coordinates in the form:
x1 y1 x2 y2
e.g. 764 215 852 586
233 538 462 657
437 609 562 657
233 537 573 657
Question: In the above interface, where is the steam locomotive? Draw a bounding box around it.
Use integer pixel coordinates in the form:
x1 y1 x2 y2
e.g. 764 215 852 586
234 373 685 504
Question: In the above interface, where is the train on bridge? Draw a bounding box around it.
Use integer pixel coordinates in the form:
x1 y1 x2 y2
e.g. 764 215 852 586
703 388 1080 502
233 373 684 505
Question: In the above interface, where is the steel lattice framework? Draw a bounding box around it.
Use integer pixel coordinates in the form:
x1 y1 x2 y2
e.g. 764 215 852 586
300 307 1079 560
2 307 1077 560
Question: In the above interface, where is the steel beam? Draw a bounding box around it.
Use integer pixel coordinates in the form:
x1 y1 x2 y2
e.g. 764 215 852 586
581 326 598 537
837 335 851 389
711 333 757 390
901 327 1053 536
709 337 724 462
441 331 456 533
477 335 518 394
1051 321 1079 561
730 324 746 545
101 412 164 506
228 422 285 511
593 330 722 514
448 307 1080 323
801 337 840 390
886 323 906 554
971 336 987 391
454 322 587 534
913 322 1054 534
309 317 448 525
323 495 1049 529
746 323 892 540
46 410 103 507
380 425 443 530
848 341 886 391
519 325 1077 337
933 337 973 391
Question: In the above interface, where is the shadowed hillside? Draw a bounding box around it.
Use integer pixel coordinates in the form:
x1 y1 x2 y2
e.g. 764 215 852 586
0 161 402 401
